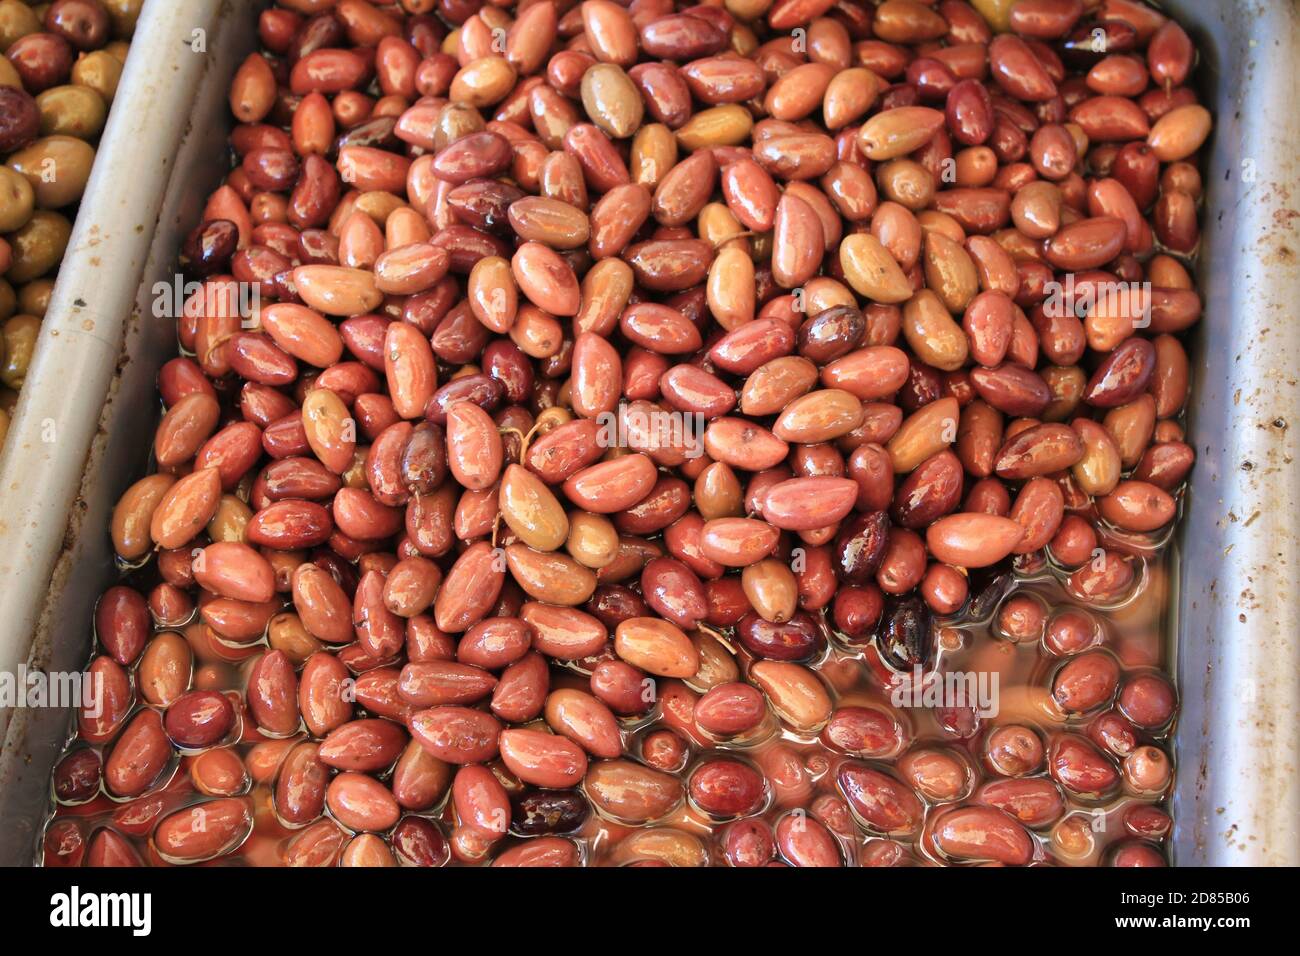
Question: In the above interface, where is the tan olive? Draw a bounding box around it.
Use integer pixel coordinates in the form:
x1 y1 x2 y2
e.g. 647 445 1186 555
694 461 744 520
37 84 107 139
902 288 968 371
499 463 569 551
10 135 97 208
263 549 303 593
207 494 253 544
353 190 405 224
1 314 40 391
803 277 856 316
103 0 145 39
342 447 369 489
741 559 800 624
581 63 644 139
1043 365 1086 422
565 510 620 569
71 50 123 103
478 5 509 32
725 0 769 21
532 406 572 435
7 210 72 283
267 612 323 665
691 630 740 690
676 105 753 151
449 56 517 109
0 55 21 89
0 280 15 322
105 40 130 63
110 473 176 561
17 277 53 317
0 385 16 414
0 406 9 446
0 165 35 233
697 203 747 253
630 123 675 190
433 104 484 153
877 159 935 210
731 23 759 57
0 1 41 52
923 231 979 313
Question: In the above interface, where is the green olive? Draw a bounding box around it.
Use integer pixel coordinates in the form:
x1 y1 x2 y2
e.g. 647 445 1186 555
8 135 97 208
0 56 20 89
0 166 35 233
6 210 72 283
36 85 108 140
0 1 40 54
71 50 122 104
103 0 144 39
0 279 15 323
17 277 52 318
1 314 39 391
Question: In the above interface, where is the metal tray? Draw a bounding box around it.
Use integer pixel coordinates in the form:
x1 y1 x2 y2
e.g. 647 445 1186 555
0 0 1296 865
1162 0 1300 866
0 0 266 860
